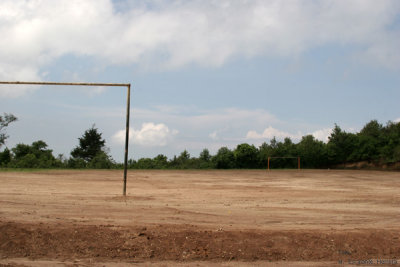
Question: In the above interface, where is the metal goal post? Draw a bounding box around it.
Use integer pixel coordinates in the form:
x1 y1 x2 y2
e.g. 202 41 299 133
0 81 131 196
267 156 300 170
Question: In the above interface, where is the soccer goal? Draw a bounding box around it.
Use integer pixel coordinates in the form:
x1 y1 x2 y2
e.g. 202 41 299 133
0 81 131 195
267 157 300 170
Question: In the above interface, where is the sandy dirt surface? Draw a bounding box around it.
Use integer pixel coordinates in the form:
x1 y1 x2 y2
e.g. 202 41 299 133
0 169 399 266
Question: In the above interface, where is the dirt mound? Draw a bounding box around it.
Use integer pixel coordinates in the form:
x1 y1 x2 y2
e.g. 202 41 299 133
1 221 399 263
336 160 400 170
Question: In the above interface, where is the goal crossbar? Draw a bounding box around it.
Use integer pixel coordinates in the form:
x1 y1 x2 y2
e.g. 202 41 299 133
267 156 300 170
0 81 131 196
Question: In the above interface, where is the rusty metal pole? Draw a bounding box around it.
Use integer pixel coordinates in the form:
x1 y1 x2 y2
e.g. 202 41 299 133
0 81 130 87
123 84 131 196
0 81 132 195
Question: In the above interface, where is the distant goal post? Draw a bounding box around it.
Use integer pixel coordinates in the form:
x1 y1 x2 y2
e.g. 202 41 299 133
267 157 301 170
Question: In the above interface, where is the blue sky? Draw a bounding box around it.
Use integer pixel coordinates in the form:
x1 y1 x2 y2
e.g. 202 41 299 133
1 0 400 162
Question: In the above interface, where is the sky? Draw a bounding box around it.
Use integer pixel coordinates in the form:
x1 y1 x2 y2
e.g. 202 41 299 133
1 0 400 162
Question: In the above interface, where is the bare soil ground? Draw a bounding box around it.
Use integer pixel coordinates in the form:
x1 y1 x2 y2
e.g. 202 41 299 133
0 169 399 266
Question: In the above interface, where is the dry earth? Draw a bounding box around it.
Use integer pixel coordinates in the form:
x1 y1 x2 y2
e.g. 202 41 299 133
0 169 399 266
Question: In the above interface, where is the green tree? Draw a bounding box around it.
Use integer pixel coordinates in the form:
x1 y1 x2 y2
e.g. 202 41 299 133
327 124 358 164
12 143 31 160
379 121 400 162
212 147 235 169
140 158 155 169
55 154 67 168
87 151 115 169
272 138 298 168
169 155 179 169
199 148 211 162
127 158 137 168
10 140 57 168
276 138 296 156
351 120 383 161
176 150 190 168
257 139 284 168
0 113 17 149
258 142 272 168
169 152 198 169
71 125 107 163
178 150 190 161
360 120 383 138
234 143 258 168
199 148 214 169
0 148 11 166
153 154 168 169
67 158 87 169
270 137 278 150
297 135 328 168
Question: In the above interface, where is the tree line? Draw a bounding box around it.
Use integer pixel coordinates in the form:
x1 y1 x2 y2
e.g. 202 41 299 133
129 120 400 169
0 115 115 169
1 113 399 169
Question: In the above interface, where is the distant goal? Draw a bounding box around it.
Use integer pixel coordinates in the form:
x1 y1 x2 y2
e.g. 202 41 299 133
267 157 301 170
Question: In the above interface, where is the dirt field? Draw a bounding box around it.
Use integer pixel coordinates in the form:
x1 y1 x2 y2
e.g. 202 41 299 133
0 169 399 266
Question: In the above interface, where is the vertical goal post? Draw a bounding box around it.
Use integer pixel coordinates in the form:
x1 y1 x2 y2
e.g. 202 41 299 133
0 81 131 196
267 156 300 170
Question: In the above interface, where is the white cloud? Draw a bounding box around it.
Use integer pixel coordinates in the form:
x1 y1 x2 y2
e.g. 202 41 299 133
209 131 218 140
133 106 278 126
0 63 41 98
129 106 279 151
131 107 338 150
394 118 400 123
246 126 302 141
1 0 400 97
85 86 107 97
0 84 37 98
113 122 178 147
311 128 333 142
246 126 333 142
133 106 278 140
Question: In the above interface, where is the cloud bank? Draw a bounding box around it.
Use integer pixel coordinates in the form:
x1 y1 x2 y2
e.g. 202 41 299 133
113 122 178 147
124 106 335 155
1 0 400 97
246 127 302 140
246 126 333 142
